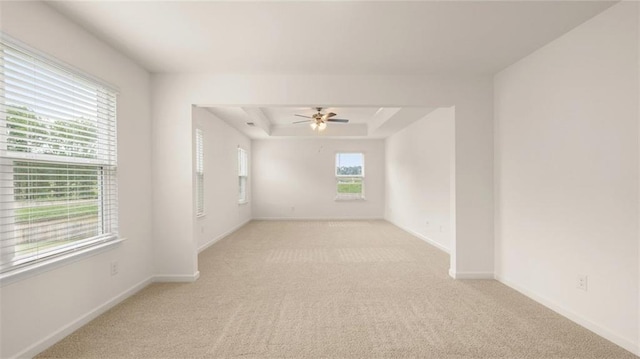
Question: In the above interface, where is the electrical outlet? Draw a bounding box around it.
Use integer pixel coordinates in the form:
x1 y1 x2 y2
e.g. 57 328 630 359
439 225 445 232
110 261 119 276
577 274 587 291
425 220 430 226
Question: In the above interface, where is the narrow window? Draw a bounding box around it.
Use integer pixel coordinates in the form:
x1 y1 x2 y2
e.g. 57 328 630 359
0 38 119 274
195 129 204 217
238 147 248 204
335 153 365 200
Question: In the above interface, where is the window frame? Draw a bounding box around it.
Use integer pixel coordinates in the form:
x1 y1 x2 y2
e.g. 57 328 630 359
335 152 365 201
0 35 120 281
195 128 204 217
237 147 248 204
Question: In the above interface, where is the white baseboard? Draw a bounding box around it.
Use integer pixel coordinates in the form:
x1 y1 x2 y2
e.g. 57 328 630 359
448 269 494 279
198 218 251 253
15 276 152 359
153 271 200 283
252 217 384 221
495 273 639 356
386 219 450 254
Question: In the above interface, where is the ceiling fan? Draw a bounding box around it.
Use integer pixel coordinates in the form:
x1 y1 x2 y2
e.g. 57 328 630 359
293 107 349 131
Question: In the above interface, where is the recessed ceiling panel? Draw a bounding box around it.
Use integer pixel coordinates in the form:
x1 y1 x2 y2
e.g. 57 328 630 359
202 106 434 139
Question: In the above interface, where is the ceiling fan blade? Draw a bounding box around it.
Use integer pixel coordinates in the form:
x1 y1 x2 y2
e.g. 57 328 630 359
292 119 312 124
324 112 337 119
294 114 312 118
327 119 349 123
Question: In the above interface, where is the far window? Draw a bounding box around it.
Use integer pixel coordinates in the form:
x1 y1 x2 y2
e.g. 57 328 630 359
335 153 365 200
238 147 248 204
195 129 204 217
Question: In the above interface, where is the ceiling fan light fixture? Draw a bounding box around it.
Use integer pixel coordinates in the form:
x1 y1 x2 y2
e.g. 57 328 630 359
294 107 349 131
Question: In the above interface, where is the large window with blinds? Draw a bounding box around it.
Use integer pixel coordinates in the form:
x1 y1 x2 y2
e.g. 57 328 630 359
0 37 118 275
237 147 248 204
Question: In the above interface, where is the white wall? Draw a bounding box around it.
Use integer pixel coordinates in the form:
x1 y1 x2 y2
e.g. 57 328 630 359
386 107 454 253
0 2 152 358
151 74 494 279
252 139 385 219
494 2 639 354
193 108 251 251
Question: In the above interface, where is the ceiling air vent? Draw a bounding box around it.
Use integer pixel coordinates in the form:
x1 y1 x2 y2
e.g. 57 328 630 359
246 122 255 126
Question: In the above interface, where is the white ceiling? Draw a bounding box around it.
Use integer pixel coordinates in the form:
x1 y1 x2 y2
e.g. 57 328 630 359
49 1 615 75
47 1 615 139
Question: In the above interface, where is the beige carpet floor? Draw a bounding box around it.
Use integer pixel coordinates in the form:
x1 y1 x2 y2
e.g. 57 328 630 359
38 220 637 358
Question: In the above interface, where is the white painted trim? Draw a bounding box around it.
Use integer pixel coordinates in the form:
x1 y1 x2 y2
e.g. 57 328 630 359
13 276 152 359
198 218 251 253
495 274 640 356
153 271 200 283
252 217 384 221
0 238 125 287
386 219 450 254
449 269 494 279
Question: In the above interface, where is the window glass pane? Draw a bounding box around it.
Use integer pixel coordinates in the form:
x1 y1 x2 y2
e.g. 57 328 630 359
237 148 247 176
238 176 247 203
337 177 363 195
238 147 248 203
196 173 204 216
8 161 102 259
6 107 101 160
336 153 364 176
195 129 204 216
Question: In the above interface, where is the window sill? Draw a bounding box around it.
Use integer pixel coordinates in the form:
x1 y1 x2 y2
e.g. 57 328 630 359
238 201 249 206
335 197 366 202
0 238 125 287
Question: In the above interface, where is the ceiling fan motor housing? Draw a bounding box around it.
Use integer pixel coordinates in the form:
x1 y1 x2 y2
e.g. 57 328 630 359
292 107 348 131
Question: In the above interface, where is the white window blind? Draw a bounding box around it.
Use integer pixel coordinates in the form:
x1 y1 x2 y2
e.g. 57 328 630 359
0 38 118 274
195 129 204 216
237 147 248 204
335 153 365 200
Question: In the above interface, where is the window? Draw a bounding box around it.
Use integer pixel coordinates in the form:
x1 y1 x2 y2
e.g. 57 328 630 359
0 37 118 275
237 147 248 204
335 153 365 200
195 129 204 217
